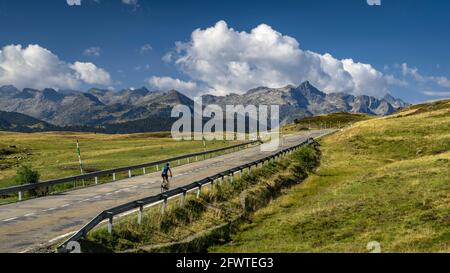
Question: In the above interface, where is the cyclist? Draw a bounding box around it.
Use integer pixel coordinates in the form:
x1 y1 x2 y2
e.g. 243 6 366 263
161 163 173 192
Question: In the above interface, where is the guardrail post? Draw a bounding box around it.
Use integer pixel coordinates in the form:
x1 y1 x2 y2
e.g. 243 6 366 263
137 201 144 225
180 188 187 206
187 157 190 164
209 180 214 191
113 173 116 181
196 185 202 199
161 196 168 214
18 191 22 201
221 176 224 185
195 156 198 161
107 212 114 234
95 176 98 185
143 168 146 175
239 169 243 178
156 165 159 171
128 169 132 178
230 173 234 182
178 160 181 165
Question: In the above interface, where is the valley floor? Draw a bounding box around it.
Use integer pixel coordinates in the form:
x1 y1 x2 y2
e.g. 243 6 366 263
0 131 236 189
211 100 450 253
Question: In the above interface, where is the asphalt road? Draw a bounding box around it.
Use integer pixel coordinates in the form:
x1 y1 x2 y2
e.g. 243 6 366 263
0 130 331 253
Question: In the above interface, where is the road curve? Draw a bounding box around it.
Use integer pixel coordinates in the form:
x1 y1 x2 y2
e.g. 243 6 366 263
0 130 331 253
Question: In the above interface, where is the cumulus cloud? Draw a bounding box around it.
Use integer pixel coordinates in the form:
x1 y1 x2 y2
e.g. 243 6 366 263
83 47 101 57
70 62 112 85
67 0 81 6
0 44 112 90
167 20 397 97
147 76 197 92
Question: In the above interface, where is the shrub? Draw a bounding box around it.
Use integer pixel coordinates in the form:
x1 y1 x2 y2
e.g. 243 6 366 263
15 165 40 196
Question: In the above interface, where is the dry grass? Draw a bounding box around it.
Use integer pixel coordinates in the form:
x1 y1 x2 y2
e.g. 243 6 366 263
211 100 450 253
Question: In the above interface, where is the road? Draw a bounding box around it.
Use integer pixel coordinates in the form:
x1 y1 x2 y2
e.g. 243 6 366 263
0 130 331 253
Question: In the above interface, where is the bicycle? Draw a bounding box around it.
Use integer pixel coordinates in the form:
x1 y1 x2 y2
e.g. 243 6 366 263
161 179 170 193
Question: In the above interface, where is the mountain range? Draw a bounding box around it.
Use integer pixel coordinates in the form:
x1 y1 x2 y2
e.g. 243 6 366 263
0 81 408 133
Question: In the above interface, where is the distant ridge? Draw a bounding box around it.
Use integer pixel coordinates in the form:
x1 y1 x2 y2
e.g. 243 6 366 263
0 82 409 133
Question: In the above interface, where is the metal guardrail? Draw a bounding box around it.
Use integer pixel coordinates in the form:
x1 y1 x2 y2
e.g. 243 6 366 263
0 140 261 201
57 137 316 253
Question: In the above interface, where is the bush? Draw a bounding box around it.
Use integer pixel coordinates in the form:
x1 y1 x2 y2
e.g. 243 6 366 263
15 165 40 196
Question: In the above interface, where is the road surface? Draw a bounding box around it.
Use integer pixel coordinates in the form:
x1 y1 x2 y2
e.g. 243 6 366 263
0 130 331 253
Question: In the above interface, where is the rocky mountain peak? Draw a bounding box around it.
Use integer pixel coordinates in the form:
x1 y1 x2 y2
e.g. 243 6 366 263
0 81 409 129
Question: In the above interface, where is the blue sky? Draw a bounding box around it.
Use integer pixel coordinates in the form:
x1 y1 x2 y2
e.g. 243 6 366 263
0 0 450 103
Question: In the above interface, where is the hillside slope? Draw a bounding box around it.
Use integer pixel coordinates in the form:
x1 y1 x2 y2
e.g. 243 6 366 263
211 99 450 253
0 111 59 132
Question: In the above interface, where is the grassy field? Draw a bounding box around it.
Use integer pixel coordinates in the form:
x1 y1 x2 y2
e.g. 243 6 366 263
211 99 450 253
0 131 238 188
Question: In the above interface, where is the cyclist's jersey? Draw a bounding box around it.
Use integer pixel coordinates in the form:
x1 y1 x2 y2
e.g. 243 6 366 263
162 166 170 176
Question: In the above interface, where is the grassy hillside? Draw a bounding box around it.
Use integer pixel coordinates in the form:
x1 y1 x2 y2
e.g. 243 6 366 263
212 99 450 253
283 112 373 133
0 131 237 188
0 111 60 132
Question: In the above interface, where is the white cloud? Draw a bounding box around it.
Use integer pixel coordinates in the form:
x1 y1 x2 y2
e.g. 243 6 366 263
423 91 450 97
83 47 101 57
402 63 450 88
147 76 197 92
140 44 153 54
70 62 112 85
67 0 81 6
384 74 408 87
121 0 139 7
162 52 173 63
168 20 396 97
0 44 112 89
434 76 450 88
70 0 139 7
367 0 381 6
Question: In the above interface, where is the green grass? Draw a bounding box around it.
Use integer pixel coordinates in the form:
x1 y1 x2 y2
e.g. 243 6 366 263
77 145 321 253
211 99 450 253
283 112 373 133
0 131 238 189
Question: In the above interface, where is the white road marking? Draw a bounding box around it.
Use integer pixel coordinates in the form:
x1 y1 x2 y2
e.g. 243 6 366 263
43 208 56 212
60 204 70 208
3 217 18 222
48 231 77 244
24 213 35 217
